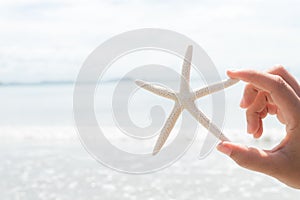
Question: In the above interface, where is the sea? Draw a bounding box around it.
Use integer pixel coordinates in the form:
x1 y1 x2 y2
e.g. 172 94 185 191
0 79 299 200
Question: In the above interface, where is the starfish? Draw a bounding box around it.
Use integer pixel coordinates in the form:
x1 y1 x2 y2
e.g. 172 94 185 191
135 45 239 155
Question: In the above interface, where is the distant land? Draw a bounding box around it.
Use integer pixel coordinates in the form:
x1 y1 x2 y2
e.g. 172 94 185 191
0 80 74 86
0 75 224 86
0 78 135 86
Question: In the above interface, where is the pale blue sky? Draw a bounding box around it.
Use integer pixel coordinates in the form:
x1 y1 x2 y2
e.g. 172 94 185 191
0 0 300 82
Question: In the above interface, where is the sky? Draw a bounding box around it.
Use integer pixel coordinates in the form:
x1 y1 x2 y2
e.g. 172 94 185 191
0 0 300 83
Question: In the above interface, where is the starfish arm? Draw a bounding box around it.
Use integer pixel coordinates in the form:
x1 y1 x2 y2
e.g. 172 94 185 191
180 45 193 92
185 103 230 141
194 78 239 99
135 80 177 100
153 103 182 155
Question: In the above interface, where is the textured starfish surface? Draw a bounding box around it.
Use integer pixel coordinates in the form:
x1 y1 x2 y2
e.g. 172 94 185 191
135 45 239 155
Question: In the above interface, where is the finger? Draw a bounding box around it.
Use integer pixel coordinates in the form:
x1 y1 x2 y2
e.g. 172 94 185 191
240 84 258 108
227 69 300 129
267 103 277 115
267 65 300 97
246 92 267 134
253 119 263 138
217 141 279 175
260 107 268 119
276 110 286 124
265 93 274 104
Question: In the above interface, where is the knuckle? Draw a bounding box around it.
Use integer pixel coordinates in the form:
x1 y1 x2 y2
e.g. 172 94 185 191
246 109 254 120
260 108 268 118
244 84 257 95
247 70 260 82
246 106 259 116
244 84 251 93
246 109 252 116
272 65 285 73
273 75 287 90
244 84 256 97
245 83 253 90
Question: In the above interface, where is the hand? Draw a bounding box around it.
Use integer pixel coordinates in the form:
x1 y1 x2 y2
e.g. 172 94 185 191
217 65 300 189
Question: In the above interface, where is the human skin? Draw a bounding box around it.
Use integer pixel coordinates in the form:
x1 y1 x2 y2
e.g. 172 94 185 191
217 66 300 189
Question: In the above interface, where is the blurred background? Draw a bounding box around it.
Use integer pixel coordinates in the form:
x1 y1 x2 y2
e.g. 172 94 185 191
1 0 300 199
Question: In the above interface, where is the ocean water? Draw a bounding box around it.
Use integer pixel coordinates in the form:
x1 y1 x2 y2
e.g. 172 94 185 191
0 82 299 200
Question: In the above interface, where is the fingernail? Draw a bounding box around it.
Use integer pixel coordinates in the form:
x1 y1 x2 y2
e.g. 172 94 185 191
227 69 238 73
247 125 251 134
240 98 246 108
226 69 238 78
217 142 232 156
227 69 237 72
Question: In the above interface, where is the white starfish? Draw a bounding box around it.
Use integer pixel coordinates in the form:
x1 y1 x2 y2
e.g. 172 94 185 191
135 45 239 155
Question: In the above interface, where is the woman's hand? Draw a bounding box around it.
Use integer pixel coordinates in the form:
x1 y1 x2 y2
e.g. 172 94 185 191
217 66 300 189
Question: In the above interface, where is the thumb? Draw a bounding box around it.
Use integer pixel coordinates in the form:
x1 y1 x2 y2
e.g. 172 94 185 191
217 141 277 175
